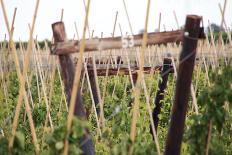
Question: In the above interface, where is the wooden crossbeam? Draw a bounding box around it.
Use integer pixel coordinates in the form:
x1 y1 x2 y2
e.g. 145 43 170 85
87 65 174 76
51 30 184 55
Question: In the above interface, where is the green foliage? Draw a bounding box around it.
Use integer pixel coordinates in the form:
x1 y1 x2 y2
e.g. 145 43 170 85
43 117 87 155
185 62 232 155
0 40 51 50
0 131 27 155
0 60 232 154
207 32 231 44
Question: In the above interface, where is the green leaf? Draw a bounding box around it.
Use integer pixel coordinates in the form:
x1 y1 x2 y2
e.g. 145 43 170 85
55 141 64 150
15 131 25 149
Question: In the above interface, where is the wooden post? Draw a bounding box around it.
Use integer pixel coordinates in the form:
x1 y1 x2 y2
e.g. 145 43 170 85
87 65 100 114
132 73 138 86
151 58 172 136
164 15 202 155
52 22 95 155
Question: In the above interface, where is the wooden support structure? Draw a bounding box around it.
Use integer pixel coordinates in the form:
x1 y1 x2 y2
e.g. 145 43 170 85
164 15 202 155
51 15 204 154
52 22 95 155
151 58 172 137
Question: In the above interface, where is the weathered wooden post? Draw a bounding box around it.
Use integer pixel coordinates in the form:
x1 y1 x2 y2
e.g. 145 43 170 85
132 73 138 85
52 22 95 155
151 58 172 136
87 64 100 114
164 15 202 155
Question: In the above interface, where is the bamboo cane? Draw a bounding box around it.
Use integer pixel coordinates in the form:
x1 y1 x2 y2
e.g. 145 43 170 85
122 0 134 35
173 11 180 29
208 20 218 67
129 1 161 154
34 40 54 129
84 62 101 136
158 13 161 32
63 0 91 154
97 10 119 128
82 0 91 38
74 22 80 40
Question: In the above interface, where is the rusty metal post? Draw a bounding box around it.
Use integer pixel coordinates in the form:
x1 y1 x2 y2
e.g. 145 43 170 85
164 15 202 155
52 22 95 155
151 58 172 137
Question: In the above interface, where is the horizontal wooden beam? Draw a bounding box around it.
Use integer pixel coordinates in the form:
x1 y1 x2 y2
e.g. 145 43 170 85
87 65 174 76
51 30 184 55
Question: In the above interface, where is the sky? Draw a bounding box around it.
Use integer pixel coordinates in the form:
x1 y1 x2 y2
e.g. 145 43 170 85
0 0 231 41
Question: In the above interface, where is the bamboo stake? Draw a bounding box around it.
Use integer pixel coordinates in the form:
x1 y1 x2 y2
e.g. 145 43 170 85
205 120 213 155
26 69 35 109
60 8 64 21
111 55 123 97
219 3 232 46
205 28 216 68
18 40 35 110
35 40 45 80
134 49 161 121
63 0 91 154
204 21 215 153
41 56 56 147
80 63 86 93
219 2 231 64
219 0 227 35
141 71 161 154
190 84 199 114
125 49 136 89
158 13 161 32
129 1 161 154
57 62 68 111
34 40 54 129
35 62 42 103
218 0 228 65
208 20 218 67
194 55 202 93
112 11 118 37
91 54 104 126
0 58 8 105
173 11 180 29
122 0 134 35
134 50 162 153
84 62 101 136
99 55 110 128
97 10 119 128
82 0 91 38
9 7 17 45
74 22 80 40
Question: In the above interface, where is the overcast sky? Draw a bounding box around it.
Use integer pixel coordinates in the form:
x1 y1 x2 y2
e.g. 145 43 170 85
0 0 231 41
